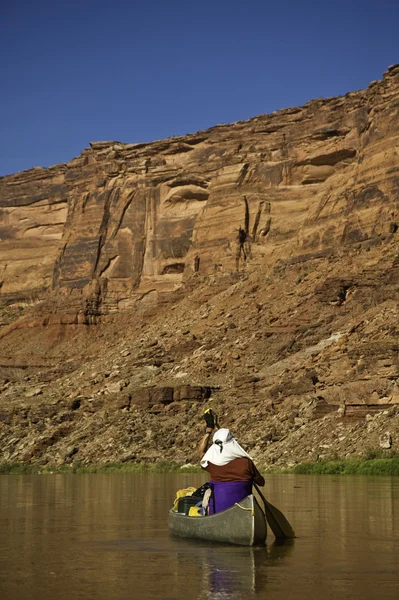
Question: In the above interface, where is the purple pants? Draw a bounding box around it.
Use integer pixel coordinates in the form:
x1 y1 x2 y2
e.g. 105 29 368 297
209 480 252 514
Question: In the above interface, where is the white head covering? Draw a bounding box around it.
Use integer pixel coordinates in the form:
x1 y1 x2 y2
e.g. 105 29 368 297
200 428 252 467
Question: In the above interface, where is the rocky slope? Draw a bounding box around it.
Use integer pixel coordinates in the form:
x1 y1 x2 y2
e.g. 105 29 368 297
0 65 398 468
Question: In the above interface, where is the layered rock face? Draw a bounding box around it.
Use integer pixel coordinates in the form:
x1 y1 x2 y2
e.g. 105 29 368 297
1 65 398 318
0 66 399 467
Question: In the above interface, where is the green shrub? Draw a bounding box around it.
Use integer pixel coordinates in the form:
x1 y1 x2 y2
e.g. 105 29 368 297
292 458 399 476
0 461 202 475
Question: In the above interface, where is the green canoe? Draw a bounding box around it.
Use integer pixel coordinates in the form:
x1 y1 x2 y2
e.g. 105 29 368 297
168 494 267 546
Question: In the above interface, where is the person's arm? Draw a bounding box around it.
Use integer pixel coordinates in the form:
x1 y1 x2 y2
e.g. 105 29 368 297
249 460 265 486
198 428 213 458
198 408 216 458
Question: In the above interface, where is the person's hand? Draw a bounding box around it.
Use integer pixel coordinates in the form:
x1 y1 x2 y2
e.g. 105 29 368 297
203 408 215 430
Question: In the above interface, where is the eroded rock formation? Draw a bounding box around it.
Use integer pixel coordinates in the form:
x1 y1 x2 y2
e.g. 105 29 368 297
1 65 398 318
0 65 398 467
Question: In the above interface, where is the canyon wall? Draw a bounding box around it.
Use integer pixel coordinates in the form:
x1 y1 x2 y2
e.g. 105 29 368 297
0 66 399 467
1 65 398 322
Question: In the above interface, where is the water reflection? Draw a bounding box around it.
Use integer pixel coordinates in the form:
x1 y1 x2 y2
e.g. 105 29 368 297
0 473 398 600
196 542 294 599
201 547 262 599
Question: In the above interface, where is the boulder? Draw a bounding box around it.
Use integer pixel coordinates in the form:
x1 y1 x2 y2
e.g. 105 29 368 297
379 432 392 449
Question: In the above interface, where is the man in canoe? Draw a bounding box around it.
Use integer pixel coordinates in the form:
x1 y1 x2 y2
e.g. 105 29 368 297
199 409 265 514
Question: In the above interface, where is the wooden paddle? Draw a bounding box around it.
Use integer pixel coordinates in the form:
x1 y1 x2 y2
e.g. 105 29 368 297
254 482 295 540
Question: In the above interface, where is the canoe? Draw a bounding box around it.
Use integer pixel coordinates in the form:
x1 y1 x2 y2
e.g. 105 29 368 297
168 494 267 546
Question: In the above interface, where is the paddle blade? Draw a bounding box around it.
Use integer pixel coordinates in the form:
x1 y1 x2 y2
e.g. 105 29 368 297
264 500 295 539
254 483 295 540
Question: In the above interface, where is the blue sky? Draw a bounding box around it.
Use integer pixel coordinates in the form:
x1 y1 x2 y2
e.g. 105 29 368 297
1 0 398 176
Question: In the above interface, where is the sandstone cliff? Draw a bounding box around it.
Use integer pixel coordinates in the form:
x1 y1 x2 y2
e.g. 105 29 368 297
0 66 398 468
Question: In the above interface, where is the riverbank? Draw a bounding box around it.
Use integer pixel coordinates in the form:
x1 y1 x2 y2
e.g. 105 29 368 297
0 461 202 475
289 457 399 476
2 456 399 476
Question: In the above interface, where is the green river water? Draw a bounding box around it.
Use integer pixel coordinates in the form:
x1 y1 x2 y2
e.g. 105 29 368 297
0 472 398 599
